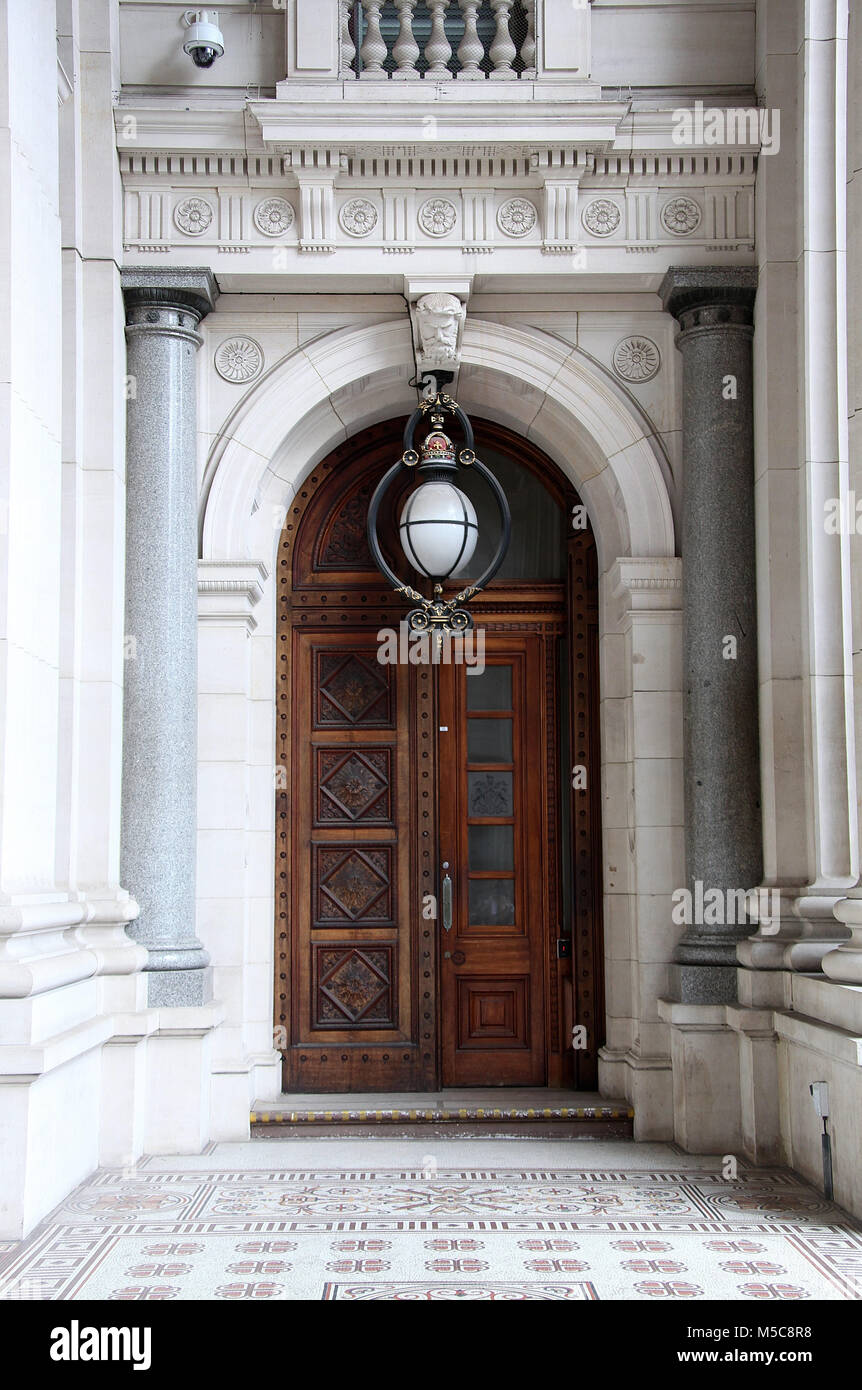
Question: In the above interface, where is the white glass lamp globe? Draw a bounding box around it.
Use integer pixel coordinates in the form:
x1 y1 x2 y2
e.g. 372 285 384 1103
399 480 479 581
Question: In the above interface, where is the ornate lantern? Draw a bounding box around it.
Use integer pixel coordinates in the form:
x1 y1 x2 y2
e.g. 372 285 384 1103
366 391 511 640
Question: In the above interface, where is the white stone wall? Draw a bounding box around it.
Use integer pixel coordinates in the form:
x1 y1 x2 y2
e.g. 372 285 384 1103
0 0 129 1237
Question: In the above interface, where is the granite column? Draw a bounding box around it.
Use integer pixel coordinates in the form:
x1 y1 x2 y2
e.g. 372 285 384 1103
120 268 218 1005
661 267 762 1003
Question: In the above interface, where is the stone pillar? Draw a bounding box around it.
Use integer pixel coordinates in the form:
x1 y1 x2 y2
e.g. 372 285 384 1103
120 268 218 1006
825 0 862 985
746 0 854 976
597 557 683 1142
660 267 762 1003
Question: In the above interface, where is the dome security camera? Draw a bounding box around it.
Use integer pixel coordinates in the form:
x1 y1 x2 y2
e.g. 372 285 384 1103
182 9 225 69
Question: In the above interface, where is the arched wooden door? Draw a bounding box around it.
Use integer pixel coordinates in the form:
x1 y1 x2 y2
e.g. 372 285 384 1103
275 418 603 1093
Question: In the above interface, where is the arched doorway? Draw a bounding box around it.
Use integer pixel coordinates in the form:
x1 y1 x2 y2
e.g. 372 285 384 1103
275 417 604 1094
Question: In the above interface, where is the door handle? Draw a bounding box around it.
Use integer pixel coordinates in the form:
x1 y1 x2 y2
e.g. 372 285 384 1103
441 862 453 932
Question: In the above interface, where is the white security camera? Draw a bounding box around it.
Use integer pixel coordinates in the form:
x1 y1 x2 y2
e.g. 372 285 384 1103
182 9 225 69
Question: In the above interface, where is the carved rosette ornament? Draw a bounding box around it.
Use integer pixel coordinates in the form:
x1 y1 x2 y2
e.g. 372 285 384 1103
581 199 621 238
214 336 264 384
612 336 661 384
417 198 458 237
339 198 379 238
661 197 702 236
173 197 213 236
497 198 538 238
253 197 294 237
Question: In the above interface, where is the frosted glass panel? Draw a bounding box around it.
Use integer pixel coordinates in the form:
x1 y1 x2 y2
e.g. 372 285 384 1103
468 718 513 764
466 665 512 711
469 825 514 871
469 879 515 926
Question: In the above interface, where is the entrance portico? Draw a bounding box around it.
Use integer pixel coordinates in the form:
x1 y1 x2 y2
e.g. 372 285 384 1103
6 0 862 1250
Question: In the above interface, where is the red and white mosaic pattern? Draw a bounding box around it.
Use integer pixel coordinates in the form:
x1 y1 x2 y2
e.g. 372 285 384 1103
0 1161 860 1301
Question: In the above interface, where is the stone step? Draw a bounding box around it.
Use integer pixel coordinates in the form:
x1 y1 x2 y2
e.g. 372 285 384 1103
250 1090 634 1137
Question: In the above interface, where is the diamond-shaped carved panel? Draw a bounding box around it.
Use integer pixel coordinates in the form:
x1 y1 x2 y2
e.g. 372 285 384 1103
314 846 393 925
314 945 395 1028
316 749 392 825
315 651 393 728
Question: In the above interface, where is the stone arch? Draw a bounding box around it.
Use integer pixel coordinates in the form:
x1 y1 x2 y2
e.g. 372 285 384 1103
199 317 676 569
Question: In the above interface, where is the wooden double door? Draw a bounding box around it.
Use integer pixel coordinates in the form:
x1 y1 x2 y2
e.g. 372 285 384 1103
275 421 603 1094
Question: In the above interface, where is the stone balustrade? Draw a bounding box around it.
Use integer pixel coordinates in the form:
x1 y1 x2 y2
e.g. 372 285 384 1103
341 0 537 79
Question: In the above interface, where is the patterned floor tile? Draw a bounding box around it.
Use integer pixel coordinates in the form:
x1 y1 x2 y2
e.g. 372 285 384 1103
1 1144 860 1301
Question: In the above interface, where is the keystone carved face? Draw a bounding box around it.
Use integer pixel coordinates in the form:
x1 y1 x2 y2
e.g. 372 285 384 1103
415 292 464 366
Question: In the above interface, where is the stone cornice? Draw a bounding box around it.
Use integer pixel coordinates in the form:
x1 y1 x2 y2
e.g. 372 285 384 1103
114 102 762 163
609 557 683 628
249 94 626 150
197 560 270 632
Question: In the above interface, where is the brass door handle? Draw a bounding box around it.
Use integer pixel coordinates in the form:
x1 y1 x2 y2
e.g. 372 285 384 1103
441 862 452 932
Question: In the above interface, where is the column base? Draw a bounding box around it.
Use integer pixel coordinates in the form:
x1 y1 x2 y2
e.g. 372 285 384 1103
823 898 862 982
597 1046 674 1140
146 965 212 1007
658 999 743 1153
669 962 739 1003
737 885 849 971
144 1002 224 1152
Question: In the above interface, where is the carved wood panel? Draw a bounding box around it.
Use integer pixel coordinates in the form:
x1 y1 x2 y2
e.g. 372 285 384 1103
314 945 395 1029
315 748 393 826
314 845 394 926
457 977 529 1050
315 651 393 728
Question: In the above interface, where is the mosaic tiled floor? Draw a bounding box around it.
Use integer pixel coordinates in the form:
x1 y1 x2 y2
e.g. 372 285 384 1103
1 1141 860 1301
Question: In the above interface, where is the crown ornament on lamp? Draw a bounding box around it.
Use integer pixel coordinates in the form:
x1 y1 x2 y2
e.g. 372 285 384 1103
366 390 511 642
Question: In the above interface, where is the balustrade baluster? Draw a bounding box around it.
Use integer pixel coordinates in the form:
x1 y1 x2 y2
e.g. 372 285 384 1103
488 0 517 79
456 0 484 78
425 0 453 76
392 0 420 77
520 0 536 75
359 0 388 78
339 0 357 76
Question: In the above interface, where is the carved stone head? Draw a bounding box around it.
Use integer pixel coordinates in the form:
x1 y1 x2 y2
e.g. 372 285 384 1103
414 291 465 369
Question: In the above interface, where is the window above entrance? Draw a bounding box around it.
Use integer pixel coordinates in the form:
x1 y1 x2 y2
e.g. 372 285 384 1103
452 445 566 582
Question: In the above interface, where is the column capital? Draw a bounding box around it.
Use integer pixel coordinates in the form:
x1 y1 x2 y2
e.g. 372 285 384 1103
120 266 219 324
659 266 758 334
